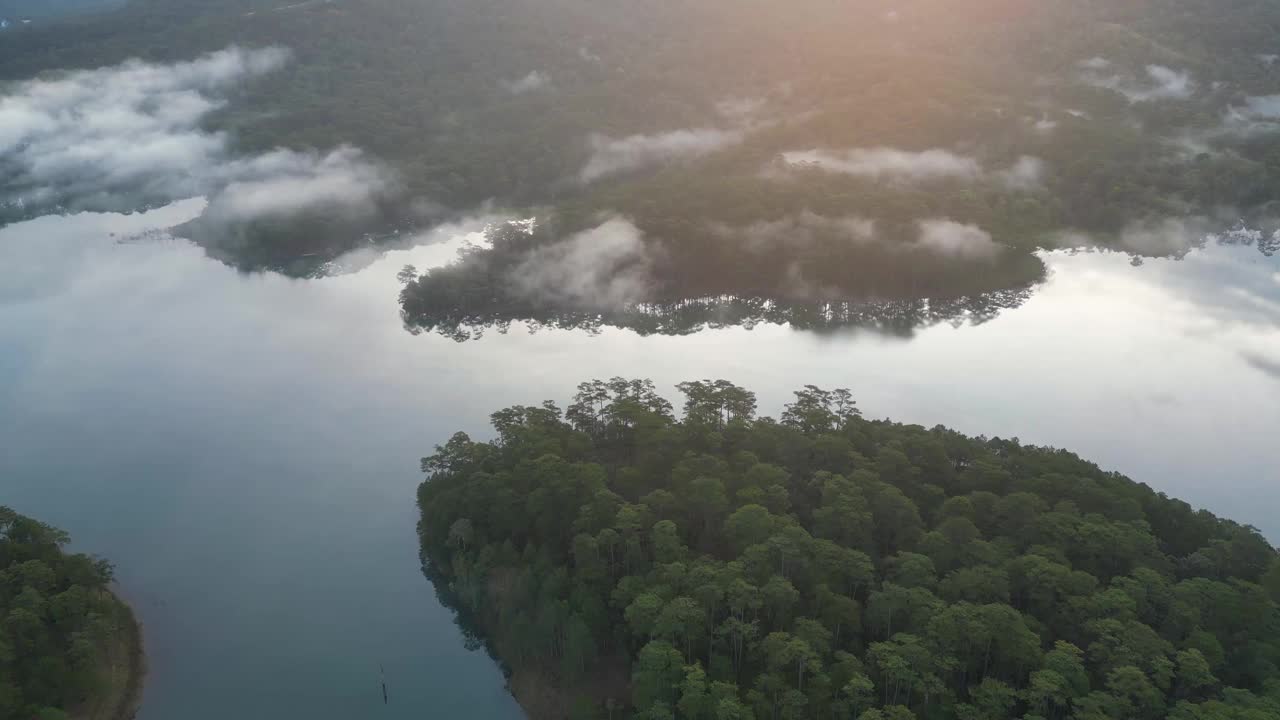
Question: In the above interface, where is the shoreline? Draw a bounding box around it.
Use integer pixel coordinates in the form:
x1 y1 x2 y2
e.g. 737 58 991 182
110 590 147 720
420 553 624 720
73 589 147 720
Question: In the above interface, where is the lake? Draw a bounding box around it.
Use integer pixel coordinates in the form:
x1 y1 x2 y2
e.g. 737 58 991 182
1 200 1277 719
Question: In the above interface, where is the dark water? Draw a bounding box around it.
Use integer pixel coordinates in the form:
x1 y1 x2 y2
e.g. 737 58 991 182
1 200 1278 719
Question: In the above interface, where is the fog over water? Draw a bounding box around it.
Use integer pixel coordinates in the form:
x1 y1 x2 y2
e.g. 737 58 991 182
1 200 1278 718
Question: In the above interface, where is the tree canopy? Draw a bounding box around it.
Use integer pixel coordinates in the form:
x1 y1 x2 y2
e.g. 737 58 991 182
418 379 1280 720
0 508 140 720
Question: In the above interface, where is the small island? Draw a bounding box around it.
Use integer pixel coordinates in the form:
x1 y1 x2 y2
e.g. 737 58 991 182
418 379 1280 720
0 508 144 720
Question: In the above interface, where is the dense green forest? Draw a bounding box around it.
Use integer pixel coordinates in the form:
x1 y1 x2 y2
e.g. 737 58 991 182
418 380 1280 720
4 0 1280 286
0 508 142 720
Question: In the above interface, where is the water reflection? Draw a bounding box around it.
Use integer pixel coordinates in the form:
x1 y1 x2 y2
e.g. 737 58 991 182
401 288 1043 342
396 217 1280 343
399 220 1048 341
1 202 1278 720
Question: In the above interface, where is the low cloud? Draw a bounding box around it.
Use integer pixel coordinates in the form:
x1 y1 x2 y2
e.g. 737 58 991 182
782 147 983 182
712 211 876 252
201 145 392 224
0 46 286 210
580 128 746 182
1118 216 1216 257
996 156 1046 190
1206 96 1280 139
781 147 1044 191
1239 95 1280 119
1053 217 1279 260
1082 64 1195 103
1160 94 1280 147
509 217 656 308
1078 57 1111 70
714 213 1001 261
915 220 1003 260
716 97 767 122
502 71 551 95
1032 117 1058 134
0 46 395 229
1142 65 1195 100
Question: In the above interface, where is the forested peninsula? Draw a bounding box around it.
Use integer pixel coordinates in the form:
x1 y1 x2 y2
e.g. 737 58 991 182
418 380 1280 720
0 508 144 720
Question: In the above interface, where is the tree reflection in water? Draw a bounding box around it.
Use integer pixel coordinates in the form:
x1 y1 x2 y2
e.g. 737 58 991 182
399 220 1048 341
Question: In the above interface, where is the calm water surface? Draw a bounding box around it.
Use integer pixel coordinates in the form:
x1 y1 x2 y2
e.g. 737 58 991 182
2 201 1278 719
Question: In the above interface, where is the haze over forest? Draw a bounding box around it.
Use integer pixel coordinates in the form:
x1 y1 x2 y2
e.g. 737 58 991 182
1 0 1279 332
